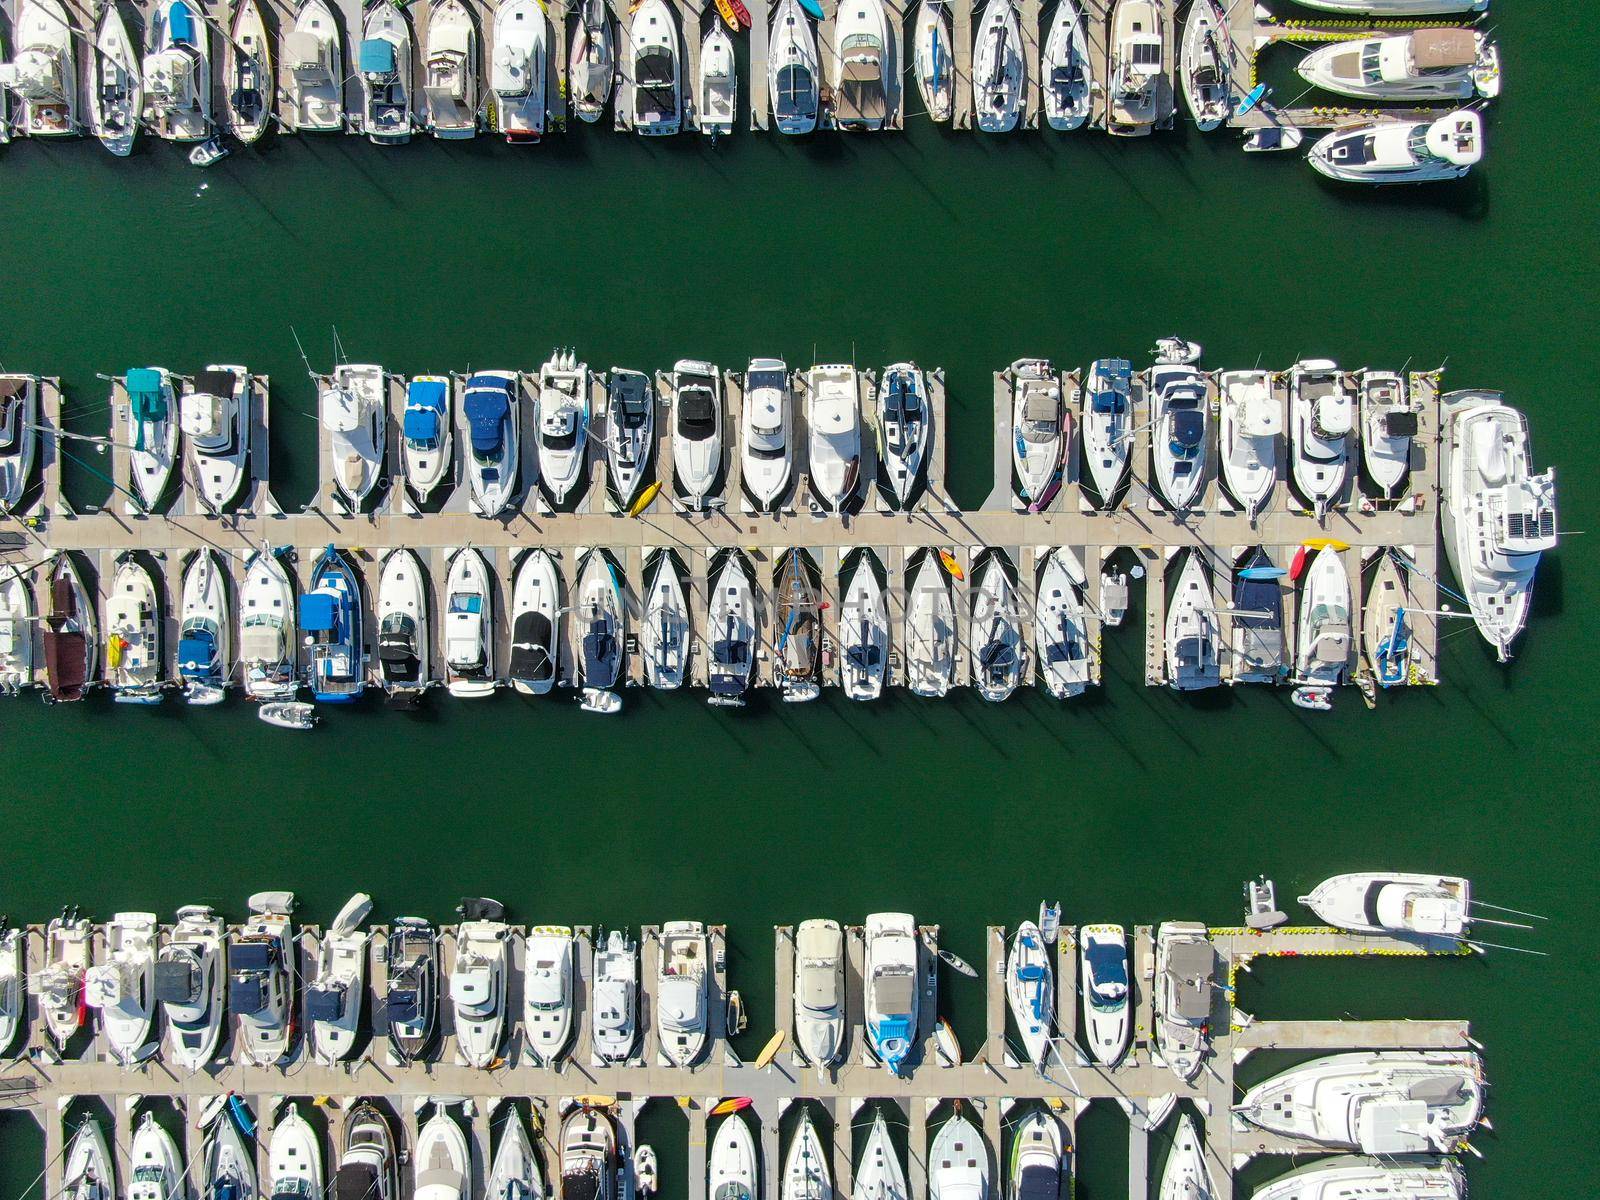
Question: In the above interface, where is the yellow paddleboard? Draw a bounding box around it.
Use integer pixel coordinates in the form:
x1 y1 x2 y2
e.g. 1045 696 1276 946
628 480 662 517
575 1095 617 1108
937 550 965 581
753 1030 785 1069
1302 538 1349 551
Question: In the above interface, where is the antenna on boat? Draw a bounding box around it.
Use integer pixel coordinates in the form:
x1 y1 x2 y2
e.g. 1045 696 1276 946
290 326 318 382
1462 937 1547 957
1471 900 1548 920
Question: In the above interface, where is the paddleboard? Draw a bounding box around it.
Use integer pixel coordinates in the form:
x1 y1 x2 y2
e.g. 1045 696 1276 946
938 549 965 581
753 1030 786 1069
1235 83 1267 117
1238 565 1286 581
710 1096 753 1117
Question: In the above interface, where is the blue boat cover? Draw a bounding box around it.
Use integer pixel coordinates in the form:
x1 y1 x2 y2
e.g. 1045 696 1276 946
126 369 167 424
178 633 215 674
169 2 195 42
299 592 337 632
1085 940 1128 985
464 384 510 455
583 623 618 687
449 594 483 615
874 1015 912 1051
1171 409 1204 451
404 380 446 441
360 39 395 73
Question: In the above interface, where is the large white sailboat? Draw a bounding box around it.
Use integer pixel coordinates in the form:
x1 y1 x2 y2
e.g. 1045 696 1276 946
840 551 888 702
1165 551 1219 691
641 552 690 690
769 0 819 135
783 1112 830 1200
1251 1157 1464 1200
90 5 141 155
1042 0 1090 131
177 549 231 705
855 1112 906 1200
568 0 614 122
973 0 1023 133
971 552 1022 702
1004 920 1053 1065
1158 1113 1212 1200
1035 548 1089 699
707 551 755 706
225 0 274 143
912 1 953 123
875 364 930 507
123 368 180 512
904 553 955 698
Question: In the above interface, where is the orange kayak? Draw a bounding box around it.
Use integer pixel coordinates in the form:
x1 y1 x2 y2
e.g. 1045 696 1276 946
710 1096 753 1117
715 0 752 29
938 550 965 581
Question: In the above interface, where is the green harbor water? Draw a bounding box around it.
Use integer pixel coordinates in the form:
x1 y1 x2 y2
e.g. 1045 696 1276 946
0 2 1595 1196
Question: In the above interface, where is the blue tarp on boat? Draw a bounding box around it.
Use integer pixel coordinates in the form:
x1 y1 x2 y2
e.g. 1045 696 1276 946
360 39 396 74
464 381 510 455
178 632 215 676
169 2 195 42
404 380 446 441
1171 409 1204 452
1085 940 1128 986
299 592 337 632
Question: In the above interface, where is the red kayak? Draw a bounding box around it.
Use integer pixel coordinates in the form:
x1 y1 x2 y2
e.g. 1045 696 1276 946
1288 544 1309 582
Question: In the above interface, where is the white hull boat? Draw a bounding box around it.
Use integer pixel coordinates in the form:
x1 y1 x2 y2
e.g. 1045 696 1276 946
912 1 954 123
569 0 615 122
742 358 792 509
840 552 888 702
1298 28 1498 102
123 368 180 511
0 377 39 510
628 0 681 135
106 557 163 703
445 547 496 698
783 1112 830 1200
1009 1113 1062 1200
1165 551 1219 691
1359 370 1413 498
929 1116 987 1200
308 893 372 1065
130 1113 181 1200
159 904 226 1070
1150 360 1208 511
794 919 844 1066
178 549 231 705
876 364 930 507
591 929 638 1062
182 367 251 513
1082 358 1131 502
90 5 141 155
855 1113 906 1200
85 911 157 1063
7 0 80 139
604 368 655 507
831 0 890 131
1035 548 1089 699
232 892 298 1066
226 0 273 142
204 1106 259 1200
863 912 918 1075
1295 547 1351 688
403 376 454 499
1042 1 1090 130
707 552 756 705
538 350 589 505
240 548 297 700
1251 1156 1464 1200
377 548 431 704
904 553 955 697
709 1115 758 1200
671 360 723 506
1309 110 1482 184
509 548 561 695
973 0 1023 133
143 1 213 143
1179 0 1228 131
486 1111 539 1200
321 364 387 510
642 553 690 689
424 0 478 138
1218 369 1280 516
657 921 709 1066
64 1120 113 1200
1004 920 1053 1064
1289 359 1354 519
463 371 521 515
451 918 509 1067
805 364 861 511
269 1108 325 1200
492 0 547 141
698 24 736 136
36 915 92 1049
1107 0 1163 136
1154 921 1212 1081
415 1113 470 1200
1078 924 1130 1066
1298 872 1470 938
523 927 576 1065
1011 360 1063 511
283 0 345 133
0 928 23 1052
769 0 819 135
1158 1113 1211 1200
971 553 1022 701
576 549 624 713
360 1 414 144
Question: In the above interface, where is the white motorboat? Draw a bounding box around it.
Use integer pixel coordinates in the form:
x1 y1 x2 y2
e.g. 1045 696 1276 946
576 549 624 714
1294 0 1485 11
1078 924 1130 1066
63 1120 113 1200
783 1111 829 1200
1150 359 1209 511
106 556 163 704
0 377 38 510
604 368 655 507
1009 1113 1062 1200
402 376 453 501
4 0 79 138
231 891 298 1066
240 547 297 700
1154 921 1212 1081
463 371 521 515
129 1112 181 1200
523 926 576 1065
450 915 509 1067
929 1115 987 1200
1107 0 1163 137
875 364 930 507
492 0 547 141
259 700 316 730
226 0 272 143
538 350 590 505
90 5 141 155
912 1 954 123
1159 1113 1211 1200
142 1 212 143
35 913 92 1049
905 552 955 697
182 367 251 513
1035 548 1090 699
831 0 890 131
698 23 736 137
657 921 709 1066
1309 110 1482 184
855 1113 906 1200
1042 1 1090 130
1165 551 1218 690
769 0 819 135
445 546 496 698
839 551 888 702
1179 0 1228 131
1359 371 1414 498
204 1106 259 1200
707 551 756 705
415 1111 470 1200
864 912 919 1075
973 0 1022 133
1011 360 1064 511
971 552 1023 702
0 569 34 693
1005 921 1053 1064
1440 390 1556 661
1081 358 1131 503
270 1106 325 1200
282 0 345 133
1289 359 1353 519
360 1 413 145
1251 1157 1464 1200
308 892 372 1065
158 904 226 1070
569 0 615 122
178 549 231 705
742 358 793 509
710 1114 758 1200
671 360 723 506
1295 547 1351 688
561 1108 615 1200
85 911 157 1063
509 548 561 695
805 364 861 511
1299 28 1498 102
1299 872 1470 938
0 928 23 1053
642 552 690 690
122 368 179 512
377 548 430 704
629 0 681 134
321 364 387 510
794 918 844 1066
1236 1051 1486 1153
486 1111 540 1200
1218 369 1280 516
592 929 638 1062
424 0 477 138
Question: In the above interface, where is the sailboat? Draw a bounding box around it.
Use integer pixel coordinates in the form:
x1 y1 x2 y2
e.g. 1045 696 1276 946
972 552 1022 701
707 551 755 706
226 0 274 142
709 1115 758 1200
492 0 547 141
604 368 655 507
774 549 820 702
769 0 819 134
377 548 431 705
85 911 157 1063
1157 1112 1212 1200
905 551 955 698
509 548 561 695
1364 551 1411 687
308 893 372 1065
157 905 226 1070
642 552 690 690
203 1102 259 1200
1035 548 1090 700
445 546 497 698
569 0 616 122
63 1121 113 1200
1005 921 1054 1065
912 1 953 123
1042 0 1090 130
840 550 888 701
876 364 930 507
576 549 624 713
463 371 521 515
123 368 180 512
174 551 229 706
106 556 163 704
855 1112 907 1200
90 4 141 156
929 1116 987 1200
782 1112 829 1200
1165 551 1219 691
1179 0 1229 131
486 1110 540 1200
973 0 1023 133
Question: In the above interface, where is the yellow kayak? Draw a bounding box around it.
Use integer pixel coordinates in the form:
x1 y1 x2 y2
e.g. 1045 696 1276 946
628 480 663 517
1302 538 1349 551
753 1030 785 1069
575 1094 616 1109
938 550 965 581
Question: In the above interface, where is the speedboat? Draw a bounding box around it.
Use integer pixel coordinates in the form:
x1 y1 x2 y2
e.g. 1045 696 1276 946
1005 921 1053 1064
569 0 616 123
1082 359 1131 503
44 553 96 704
537 350 590 505
1440 390 1557 661
1158 1113 1211 1200
320 364 386 510
773 549 820 702
1299 872 1470 938
157 904 226 1071
226 0 273 142
269 1109 325 1200
523 926 576 1065
1043 0 1090 131
831 0 890 131
0 376 38 510
1360 371 1414 498
487 1112 539 1200
178 549 231 705
509 548 560 695
1150 358 1209 511
1298 28 1498 102
4 0 79 138
576 549 624 714
1365 551 1411 687
230 891 297 1066
90 4 141 155
36 913 92 1049
561 1108 616 1200
864 912 918 1075
106 556 163 704
840 551 888 702
1011 360 1064 511
973 0 1023 133
769 0 819 135
85 911 157 1063
1078 924 1130 1066
784 1111 830 1200
122 368 179 511
794 918 844 1066
1179 0 1228 130
929 1115 987 1200
657 920 709 1066
377 548 430 705
1154 921 1212 1081
492 0 547 141
707 551 756 706
1218 370 1280 516
876 364 930 507
64 1120 114 1200
182 367 252 513
1252 1158 1464 1200
445 546 497 698
972 552 1022 702
1236 1051 1486 1153
1232 548 1286 684
604 368 655 507
1166 551 1219 691
905 552 955 698
451 905 509 1067
142 1 212 143
805 364 861 511
672 360 723 506
855 1113 906 1200
912 1 954 123
240 547 297 700
698 23 736 137
463 371 521 515
308 892 372 1065
629 0 681 135
709 1114 758 1200
423 0 477 138
337 1103 398 1200
742 358 792 509
1010 1113 1062 1200
282 0 345 133
1107 0 1163 137
1035 548 1090 700
402 376 453 501
1308 110 1482 184
642 552 690 690
1289 360 1353 519
129 1113 181 1200
385 917 438 1062
0 569 34 693
1295 547 1351 688
302 546 364 702
360 1 413 145
0 927 22 1052
414 1111 470 1200
592 929 638 1062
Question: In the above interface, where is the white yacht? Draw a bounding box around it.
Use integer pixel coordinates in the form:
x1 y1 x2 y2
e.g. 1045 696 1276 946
1236 1051 1486 1153
424 0 477 138
642 553 690 690
707 551 756 706
1042 0 1090 131
177 549 231 705
0 571 34 693
840 552 888 702
1309 110 1482 184
1179 0 1228 131
742 358 793 509
1005 920 1053 1065
1154 921 1212 1081
240 547 297 699
377 548 430 705
1165 551 1218 690
1360 370 1414 498
1299 28 1497 102
832 0 890 131
1107 0 1163 137
403 376 453 501
230 892 298 1066
225 0 273 143
864 912 919 1075
709 1116 758 1200
35 913 92 1050
794 918 844 1066
698 23 736 137
1251 1157 1464 1200
1150 359 1208 511
158 904 226 1070
90 5 141 155
523 926 576 1065
1159 1113 1211 1200
1295 0 1485 11
576 548 625 713
64 1120 114 1200
569 0 615 122
1299 873 1471 938
85 911 157 1064
182 367 251 513
463 371 521 515
657 921 709 1066
672 359 723 506
629 0 681 134
855 1113 906 1200
591 929 638 1062
1078 924 1130 1065
106 557 163 704
122 368 179 512
1009 1113 1062 1200
806 364 861 511
1441 390 1556 660
414 1112 470 1200
129 1113 181 1200
905 553 955 697
1082 358 1131 503
360 1 413 144
973 0 1023 133
912 1 954 123
1295 547 1350 688
538 350 590 504
0 377 38 509
142 1 212 142
928 1115 987 1200
972 552 1022 702
6 0 79 137
451 915 509 1067
283 0 345 133
1011 360 1064 511
784 1111 830 1200
445 546 496 698
308 893 372 1065
1218 369 1281 516
487 1112 539 1200
1035 548 1090 699
604 368 655 507
321 364 387 510
0 928 23 1053
509 548 561 695
270 1108 325 1200
1289 360 1353 518
769 0 819 135
492 0 547 141
876 364 930 507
